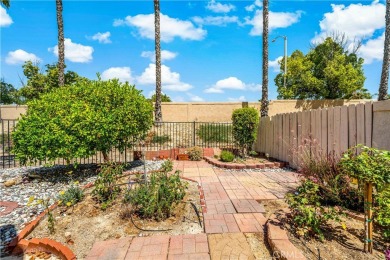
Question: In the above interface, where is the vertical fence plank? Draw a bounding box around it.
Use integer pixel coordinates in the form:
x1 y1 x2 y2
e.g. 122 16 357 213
356 103 365 147
327 107 334 154
348 105 357 148
290 113 297 168
364 102 373 148
321 109 328 156
283 113 289 162
278 115 283 160
333 106 341 158
315 109 321 152
297 111 303 167
340 106 349 155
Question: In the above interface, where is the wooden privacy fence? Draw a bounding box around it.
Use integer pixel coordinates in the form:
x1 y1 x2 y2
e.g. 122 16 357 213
255 102 374 169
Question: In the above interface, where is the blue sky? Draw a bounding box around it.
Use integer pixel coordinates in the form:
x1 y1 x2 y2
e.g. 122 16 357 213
0 0 387 102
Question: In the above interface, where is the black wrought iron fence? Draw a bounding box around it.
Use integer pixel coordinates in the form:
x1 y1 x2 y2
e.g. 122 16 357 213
0 120 235 168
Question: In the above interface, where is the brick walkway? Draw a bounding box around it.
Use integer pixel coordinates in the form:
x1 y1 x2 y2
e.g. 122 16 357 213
85 160 300 259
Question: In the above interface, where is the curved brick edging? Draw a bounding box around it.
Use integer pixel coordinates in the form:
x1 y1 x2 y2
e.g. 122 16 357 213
266 217 306 260
203 156 287 170
179 176 207 214
0 201 19 217
12 238 76 260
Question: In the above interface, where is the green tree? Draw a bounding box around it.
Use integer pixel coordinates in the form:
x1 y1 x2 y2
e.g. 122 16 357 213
276 37 370 99
149 93 171 102
260 0 269 117
56 0 65 87
12 78 154 164
378 0 390 101
232 107 260 156
0 78 18 104
18 61 84 102
154 0 162 122
1 0 10 8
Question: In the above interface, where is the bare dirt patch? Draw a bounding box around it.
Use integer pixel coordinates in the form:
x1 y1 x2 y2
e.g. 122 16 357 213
245 233 276 260
27 180 203 259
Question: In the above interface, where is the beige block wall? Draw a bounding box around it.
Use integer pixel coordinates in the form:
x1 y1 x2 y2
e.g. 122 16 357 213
0 100 371 121
372 100 390 151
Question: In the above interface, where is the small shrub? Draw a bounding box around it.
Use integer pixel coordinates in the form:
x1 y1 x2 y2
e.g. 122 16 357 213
58 183 84 207
124 161 187 220
376 185 390 241
152 134 171 144
197 124 232 143
27 196 55 234
249 150 258 157
93 163 123 209
220 150 234 162
286 180 341 241
232 107 259 156
187 146 203 161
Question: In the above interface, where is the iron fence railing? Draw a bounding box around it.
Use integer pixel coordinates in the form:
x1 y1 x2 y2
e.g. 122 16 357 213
1 120 235 168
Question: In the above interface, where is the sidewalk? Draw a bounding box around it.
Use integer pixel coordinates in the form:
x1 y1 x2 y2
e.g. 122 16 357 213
85 160 300 259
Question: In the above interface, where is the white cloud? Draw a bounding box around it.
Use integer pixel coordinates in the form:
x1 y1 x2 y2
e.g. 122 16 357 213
5 49 41 65
137 63 192 92
312 1 385 43
192 16 238 26
359 33 385 64
205 77 261 93
101 67 133 83
49 38 94 63
228 96 246 102
141 50 178 62
0 5 12 27
114 13 206 42
187 93 205 102
245 0 262 12
91 32 111 44
269 56 283 72
245 10 302 36
206 0 235 13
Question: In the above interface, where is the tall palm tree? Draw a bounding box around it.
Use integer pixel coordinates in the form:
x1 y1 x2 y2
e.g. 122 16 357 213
261 0 269 117
1 0 10 8
379 0 390 101
56 0 65 87
154 0 162 123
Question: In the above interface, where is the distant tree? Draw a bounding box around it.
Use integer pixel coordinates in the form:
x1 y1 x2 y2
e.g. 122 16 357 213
378 0 390 101
0 79 18 104
56 0 65 87
149 93 171 102
260 0 269 117
154 0 162 122
18 61 85 103
276 37 370 99
1 0 10 8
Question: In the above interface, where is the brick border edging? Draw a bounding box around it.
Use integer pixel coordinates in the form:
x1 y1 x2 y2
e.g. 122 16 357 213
179 176 207 215
203 156 287 170
7 182 94 259
266 216 306 260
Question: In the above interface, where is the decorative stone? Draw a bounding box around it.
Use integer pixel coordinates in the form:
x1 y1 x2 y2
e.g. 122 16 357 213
4 180 16 187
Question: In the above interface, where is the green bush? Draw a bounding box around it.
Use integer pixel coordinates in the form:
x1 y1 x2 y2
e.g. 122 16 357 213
232 107 259 156
187 146 203 161
152 134 171 144
93 163 123 209
220 150 234 162
286 180 341 241
58 184 84 207
376 185 390 240
12 78 153 165
197 124 232 143
124 160 187 220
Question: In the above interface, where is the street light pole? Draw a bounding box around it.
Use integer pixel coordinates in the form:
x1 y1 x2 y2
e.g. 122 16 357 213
272 36 288 88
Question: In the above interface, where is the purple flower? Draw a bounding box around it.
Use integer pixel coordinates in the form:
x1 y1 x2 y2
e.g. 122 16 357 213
385 248 390 260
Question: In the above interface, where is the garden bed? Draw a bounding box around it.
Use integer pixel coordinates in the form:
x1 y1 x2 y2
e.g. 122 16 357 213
26 178 203 259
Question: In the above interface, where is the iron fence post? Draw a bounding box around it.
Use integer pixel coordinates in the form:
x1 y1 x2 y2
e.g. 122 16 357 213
193 121 196 147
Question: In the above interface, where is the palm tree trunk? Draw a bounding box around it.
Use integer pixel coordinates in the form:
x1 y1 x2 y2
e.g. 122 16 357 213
154 0 162 123
261 0 269 117
378 0 390 101
56 0 65 87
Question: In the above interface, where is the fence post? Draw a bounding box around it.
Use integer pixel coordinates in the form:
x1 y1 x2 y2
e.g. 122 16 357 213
193 121 196 147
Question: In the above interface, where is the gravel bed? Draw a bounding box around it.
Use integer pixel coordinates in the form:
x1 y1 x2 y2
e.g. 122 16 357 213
0 160 164 256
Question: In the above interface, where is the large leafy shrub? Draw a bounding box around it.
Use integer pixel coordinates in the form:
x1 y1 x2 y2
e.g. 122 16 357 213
12 78 153 164
231 107 259 156
124 160 187 220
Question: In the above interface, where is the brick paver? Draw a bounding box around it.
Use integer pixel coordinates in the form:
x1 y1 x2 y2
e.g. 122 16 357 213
204 213 240 233
85 237 133 260
125 235 170 260
234 213 267 233
208 233 255 260
205 199 236 214
168 234 210 260
231 199 265 213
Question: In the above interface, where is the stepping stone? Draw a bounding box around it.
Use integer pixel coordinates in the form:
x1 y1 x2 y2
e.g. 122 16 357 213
125 235 170 260
231 199 265 213
234 213 267 233
204 214 240 234
168 234 210 260
208 233 255 260
85 237 132 260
